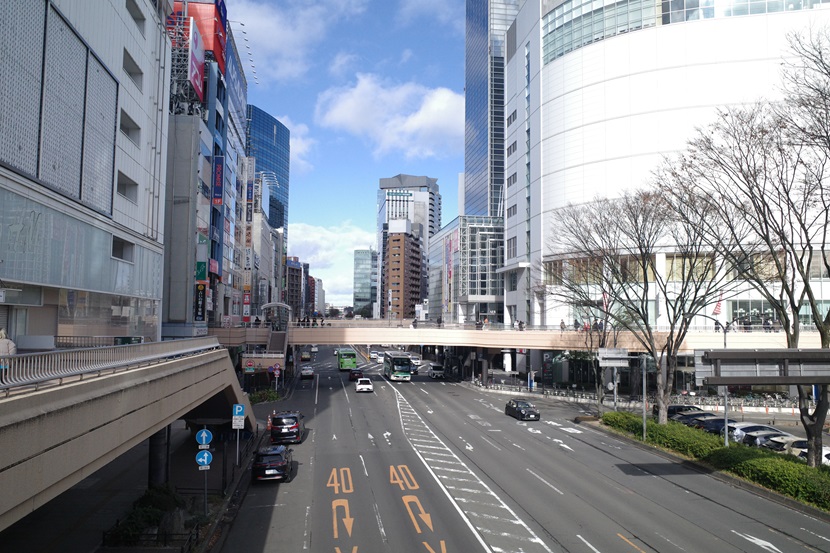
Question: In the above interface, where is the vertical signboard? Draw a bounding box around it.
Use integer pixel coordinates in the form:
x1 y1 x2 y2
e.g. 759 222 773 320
188 18 205 101
195 283 206 321
212 156 224 206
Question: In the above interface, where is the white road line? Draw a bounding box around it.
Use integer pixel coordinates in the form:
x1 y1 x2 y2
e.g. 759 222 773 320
577 534 601 553
526 468 564 495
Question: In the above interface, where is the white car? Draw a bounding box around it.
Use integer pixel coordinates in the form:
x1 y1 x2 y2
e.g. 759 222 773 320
369 351 378 359
310 345 318 353
355 378 374 393
300 366 315 379
428 364 444 378
410 355 421 366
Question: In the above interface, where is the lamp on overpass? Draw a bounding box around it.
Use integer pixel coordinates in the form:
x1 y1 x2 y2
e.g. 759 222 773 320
683 311 730 447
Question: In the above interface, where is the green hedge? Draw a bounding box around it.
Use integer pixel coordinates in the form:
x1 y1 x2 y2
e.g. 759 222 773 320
601 411 830 512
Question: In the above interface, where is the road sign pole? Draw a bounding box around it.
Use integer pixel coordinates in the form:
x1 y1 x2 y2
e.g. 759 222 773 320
236 428 240 467
203 426 208 516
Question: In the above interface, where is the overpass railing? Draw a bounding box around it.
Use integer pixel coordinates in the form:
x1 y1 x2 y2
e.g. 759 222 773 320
0 337 222 396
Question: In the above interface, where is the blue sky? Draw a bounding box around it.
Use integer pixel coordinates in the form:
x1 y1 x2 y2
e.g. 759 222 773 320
228 0 466 306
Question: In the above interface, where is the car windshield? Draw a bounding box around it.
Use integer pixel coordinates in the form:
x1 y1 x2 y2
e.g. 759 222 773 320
358 378 371 384
515 401 534 409
258 454 285 463
273 417 297 425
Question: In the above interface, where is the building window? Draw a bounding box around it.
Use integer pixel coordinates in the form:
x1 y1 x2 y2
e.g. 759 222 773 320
507 205 517 218
506 141 517 157
116 171 139 203
506 173 517 187
506 237 517 259
123 49 143 91
112 236 135 263
544 260 563 285
506 109 517 127
125 0 146 35
119 109 141 145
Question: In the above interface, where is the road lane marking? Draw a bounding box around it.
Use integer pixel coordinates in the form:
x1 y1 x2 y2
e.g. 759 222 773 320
577 534 601 553
392 389 554 553
403 495 434 533
373 501 387 542
618 533 648 552
526 469 564 495
331 499 354 539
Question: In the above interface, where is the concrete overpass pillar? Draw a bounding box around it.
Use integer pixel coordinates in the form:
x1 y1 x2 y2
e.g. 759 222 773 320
148 426 170 488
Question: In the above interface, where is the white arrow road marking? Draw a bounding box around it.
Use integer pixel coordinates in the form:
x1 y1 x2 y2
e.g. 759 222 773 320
466 443 474 451
528 428 542 434
561 428 583 434
602 441 622 450
383 431 392 446
543 420 562 427
512 443 526 451
731 530 784 552
332 434 337 440
427 409 433 414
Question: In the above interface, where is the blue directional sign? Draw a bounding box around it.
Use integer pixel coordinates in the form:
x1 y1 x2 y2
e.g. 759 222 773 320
196 429 213 446
233 403 245 417
196 450 213 466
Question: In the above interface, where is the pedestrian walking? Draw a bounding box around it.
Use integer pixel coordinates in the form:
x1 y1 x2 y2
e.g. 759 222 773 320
0 328 16 384
560 319 566 333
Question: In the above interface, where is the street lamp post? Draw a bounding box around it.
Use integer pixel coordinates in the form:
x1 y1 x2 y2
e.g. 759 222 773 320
683 312 731 447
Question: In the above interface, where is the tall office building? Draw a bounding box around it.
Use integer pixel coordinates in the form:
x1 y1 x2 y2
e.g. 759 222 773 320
246 105 290 235
0 0 172 345
353 249 378 317
464 0 521 217
376 174 441 317
501 1 830 328
385 220 422 320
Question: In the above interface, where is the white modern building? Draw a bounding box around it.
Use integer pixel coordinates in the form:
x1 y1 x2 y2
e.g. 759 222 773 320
502 1 830 328
0 0 173 345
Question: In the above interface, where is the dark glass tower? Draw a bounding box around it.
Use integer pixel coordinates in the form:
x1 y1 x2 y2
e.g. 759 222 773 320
246 105 290 233
464 0 520 217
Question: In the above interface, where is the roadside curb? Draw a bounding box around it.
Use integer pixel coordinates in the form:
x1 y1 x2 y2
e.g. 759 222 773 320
578 419 830 524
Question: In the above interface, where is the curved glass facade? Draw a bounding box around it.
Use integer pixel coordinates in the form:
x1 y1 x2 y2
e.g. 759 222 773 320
542 0 830 65
246 105 290 235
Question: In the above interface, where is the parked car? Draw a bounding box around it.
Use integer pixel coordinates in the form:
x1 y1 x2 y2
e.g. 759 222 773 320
653 404 703 417
355 377 374 393
763 435 804 452
428 363 445 379
505 398 540 421
722 422 780 443
251 445 293 482
300 366 315 380
670 412 717 425
742 430 791 448
785 438 810 458
698 418 736 435
799 446 830 465
349 368 363 381
268 411 305 444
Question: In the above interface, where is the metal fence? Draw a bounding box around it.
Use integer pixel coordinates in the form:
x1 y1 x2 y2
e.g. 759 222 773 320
0 337 222 395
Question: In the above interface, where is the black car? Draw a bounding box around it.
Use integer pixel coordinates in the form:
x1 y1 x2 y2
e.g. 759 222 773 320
268 410 305 444
349 368 363 381
505 398 540 421
251 445 293 482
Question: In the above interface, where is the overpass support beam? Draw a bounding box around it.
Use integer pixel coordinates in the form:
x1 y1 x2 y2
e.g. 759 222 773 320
148 426 170 488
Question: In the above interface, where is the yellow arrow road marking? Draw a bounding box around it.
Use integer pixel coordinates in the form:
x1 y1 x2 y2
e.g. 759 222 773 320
423 540 447 553
332 499 354 538
402 495 433 533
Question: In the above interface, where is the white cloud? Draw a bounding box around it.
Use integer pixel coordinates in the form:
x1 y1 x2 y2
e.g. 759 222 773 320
228 0 369 82
398 0 465 34
314 73 464 160
329 51 359 77
287 222 376 306
276 116 315 174
399 49 414 66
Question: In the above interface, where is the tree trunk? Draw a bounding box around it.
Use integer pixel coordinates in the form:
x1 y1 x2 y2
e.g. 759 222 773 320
798 384 829 467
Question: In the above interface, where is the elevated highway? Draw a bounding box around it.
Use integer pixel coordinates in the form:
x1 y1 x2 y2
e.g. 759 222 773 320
0 338 254 532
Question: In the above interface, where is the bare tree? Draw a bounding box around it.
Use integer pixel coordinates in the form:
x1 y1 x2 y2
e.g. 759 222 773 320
658 92 830 465
545 190 737 423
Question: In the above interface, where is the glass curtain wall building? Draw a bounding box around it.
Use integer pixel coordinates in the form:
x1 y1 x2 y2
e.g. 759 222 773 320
246 105 290 238
353 249 377 318
464 0 521 217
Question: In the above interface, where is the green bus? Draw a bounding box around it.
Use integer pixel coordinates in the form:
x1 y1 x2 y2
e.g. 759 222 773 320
337 348 358 371
383 351 412 382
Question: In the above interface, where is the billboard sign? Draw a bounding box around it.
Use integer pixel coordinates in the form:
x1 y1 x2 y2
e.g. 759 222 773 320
188 18 205 101
212 156 224 205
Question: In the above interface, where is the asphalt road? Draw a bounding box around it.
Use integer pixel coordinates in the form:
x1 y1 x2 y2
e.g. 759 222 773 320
219 346 830 553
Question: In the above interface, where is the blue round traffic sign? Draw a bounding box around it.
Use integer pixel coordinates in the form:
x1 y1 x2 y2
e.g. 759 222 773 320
196 450 213 466
196 429 213 445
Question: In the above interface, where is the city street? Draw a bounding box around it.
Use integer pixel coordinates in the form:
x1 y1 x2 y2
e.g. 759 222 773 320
219 347 830 553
